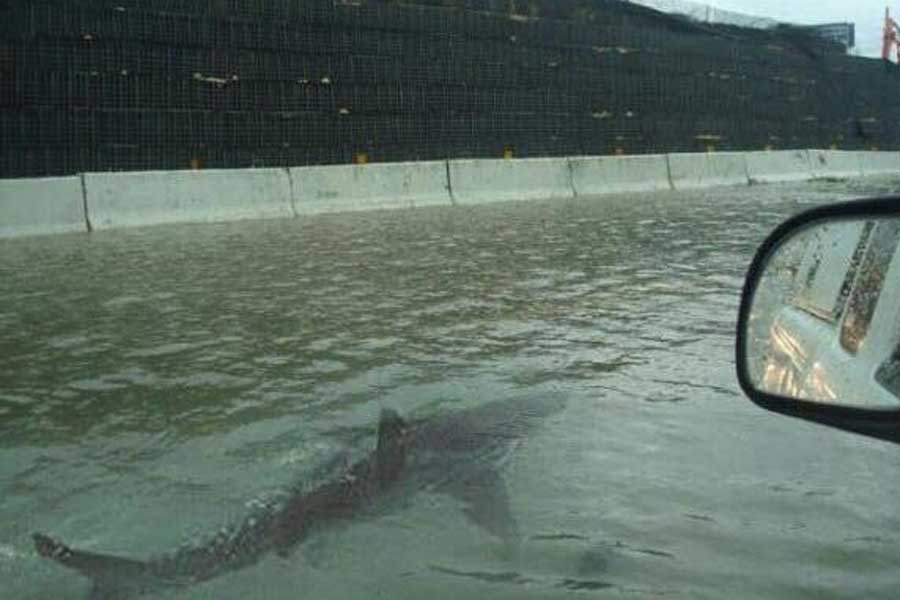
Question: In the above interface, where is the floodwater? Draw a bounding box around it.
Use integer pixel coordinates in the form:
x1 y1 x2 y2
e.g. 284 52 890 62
2 177 900 599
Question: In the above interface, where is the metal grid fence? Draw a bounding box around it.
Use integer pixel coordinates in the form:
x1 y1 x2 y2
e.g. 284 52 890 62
2 0 900 178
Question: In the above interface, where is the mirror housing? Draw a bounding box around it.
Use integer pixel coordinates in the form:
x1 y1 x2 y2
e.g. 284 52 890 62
736 197 900 444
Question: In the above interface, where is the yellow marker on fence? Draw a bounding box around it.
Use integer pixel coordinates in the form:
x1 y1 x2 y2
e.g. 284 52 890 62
695 134 720 153
503 146 514 159
355 153 369 165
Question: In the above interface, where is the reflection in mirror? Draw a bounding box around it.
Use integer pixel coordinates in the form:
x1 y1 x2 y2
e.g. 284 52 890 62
746 216 900 408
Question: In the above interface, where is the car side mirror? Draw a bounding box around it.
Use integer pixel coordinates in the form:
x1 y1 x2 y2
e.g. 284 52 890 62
736 197 900 444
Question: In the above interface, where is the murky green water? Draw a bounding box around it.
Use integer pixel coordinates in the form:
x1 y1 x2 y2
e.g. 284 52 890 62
3 178 900 599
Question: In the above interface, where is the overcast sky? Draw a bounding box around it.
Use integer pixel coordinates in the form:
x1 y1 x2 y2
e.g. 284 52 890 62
703 0 888 56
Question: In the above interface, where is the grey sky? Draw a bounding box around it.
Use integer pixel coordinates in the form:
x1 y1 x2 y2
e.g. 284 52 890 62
703 0 887 57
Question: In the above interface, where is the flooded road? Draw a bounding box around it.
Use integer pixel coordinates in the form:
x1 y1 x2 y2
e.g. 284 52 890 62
3 178 900 599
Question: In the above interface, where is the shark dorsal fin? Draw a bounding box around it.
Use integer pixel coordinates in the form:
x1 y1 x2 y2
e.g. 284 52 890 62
375 410 408 486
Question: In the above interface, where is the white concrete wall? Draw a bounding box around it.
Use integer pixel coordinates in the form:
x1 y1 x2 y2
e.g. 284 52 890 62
290 162 451 215
448 158 574 204
808 150 863 179
569 155 671 196
858 151 900 176
83 169 294 230
746 150 812 184
668 152 750 189
4 150 900 237
0 177 87 238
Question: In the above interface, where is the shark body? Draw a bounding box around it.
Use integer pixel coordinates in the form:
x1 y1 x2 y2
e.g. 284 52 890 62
33 395 565 599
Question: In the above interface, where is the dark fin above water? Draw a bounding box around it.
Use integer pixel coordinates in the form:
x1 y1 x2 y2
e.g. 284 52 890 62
375 409 408 487
438 467 519 544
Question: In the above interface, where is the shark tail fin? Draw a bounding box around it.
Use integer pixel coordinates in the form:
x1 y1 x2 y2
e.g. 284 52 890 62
34 533 78 564
34 533 162 600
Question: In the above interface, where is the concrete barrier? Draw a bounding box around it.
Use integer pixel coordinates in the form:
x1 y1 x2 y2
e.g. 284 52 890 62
448 158 574 204
858 151 900 176
668 152 750 190
8 149 900 237
290 162 451 215
83 169 294 230
746 150 812 184
569 155 671 196
0 177 87 238
807 149 862 179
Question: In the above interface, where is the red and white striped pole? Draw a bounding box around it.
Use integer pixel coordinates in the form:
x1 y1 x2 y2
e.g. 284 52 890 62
884 7 899 62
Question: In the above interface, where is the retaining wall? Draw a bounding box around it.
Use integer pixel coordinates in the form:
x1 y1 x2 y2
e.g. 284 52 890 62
6 1 900 181
746 150 812 184
447 158 574 204
290 162 451 215
0 176 87 238
668 152 750 189
569 155 671 196
82 169 294 231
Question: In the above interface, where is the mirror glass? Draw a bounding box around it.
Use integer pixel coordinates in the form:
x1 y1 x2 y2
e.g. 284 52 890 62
745 216 900 408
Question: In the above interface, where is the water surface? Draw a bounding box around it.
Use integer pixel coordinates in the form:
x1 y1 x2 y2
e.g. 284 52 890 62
3 178 900 599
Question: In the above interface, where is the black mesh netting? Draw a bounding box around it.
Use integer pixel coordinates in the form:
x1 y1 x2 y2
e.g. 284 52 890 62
2 0 899 177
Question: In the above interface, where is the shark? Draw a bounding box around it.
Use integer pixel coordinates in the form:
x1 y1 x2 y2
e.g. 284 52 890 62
33 394 565 599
